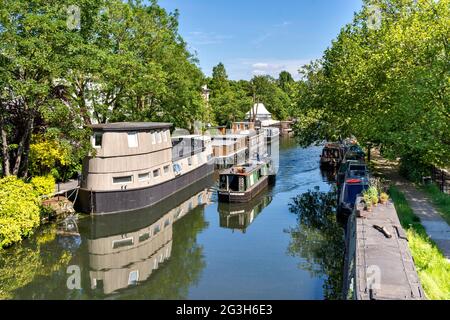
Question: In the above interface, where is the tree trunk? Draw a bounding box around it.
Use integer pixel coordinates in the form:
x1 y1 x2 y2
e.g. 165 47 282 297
12 117 33 176
20 117 34 178
1 123 10 176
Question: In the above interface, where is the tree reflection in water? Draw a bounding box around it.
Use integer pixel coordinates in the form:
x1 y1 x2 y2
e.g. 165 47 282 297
286 186 344 300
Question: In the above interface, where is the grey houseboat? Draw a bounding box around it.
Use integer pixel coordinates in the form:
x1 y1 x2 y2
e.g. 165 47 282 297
77 122 214 215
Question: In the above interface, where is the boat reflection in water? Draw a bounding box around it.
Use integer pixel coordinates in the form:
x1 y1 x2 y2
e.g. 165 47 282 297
86 176 213 295
218 191 272 233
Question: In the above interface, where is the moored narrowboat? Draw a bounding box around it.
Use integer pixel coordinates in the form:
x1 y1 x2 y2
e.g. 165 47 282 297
320 143 345 168
218 161 273 203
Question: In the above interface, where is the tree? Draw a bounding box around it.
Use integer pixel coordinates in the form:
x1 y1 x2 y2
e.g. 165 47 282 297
278 71 294 93
0 0 208 178
249 75 291 121
293 0 450 172
0 0 77 177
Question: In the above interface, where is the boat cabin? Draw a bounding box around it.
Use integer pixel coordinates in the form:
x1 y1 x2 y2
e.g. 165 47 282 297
218 162 271 203
320 143 345 168
338 175 370 216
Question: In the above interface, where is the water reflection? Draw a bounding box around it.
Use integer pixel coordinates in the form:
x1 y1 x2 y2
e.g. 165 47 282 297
5 177 214 299
86 182 213 296
218 192 272 233
320 167 337 183
286 187 344 300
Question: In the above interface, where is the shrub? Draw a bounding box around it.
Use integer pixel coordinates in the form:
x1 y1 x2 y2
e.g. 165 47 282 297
30 175 55 197
399 154 431 182
0 176 41 248
29 134 77 181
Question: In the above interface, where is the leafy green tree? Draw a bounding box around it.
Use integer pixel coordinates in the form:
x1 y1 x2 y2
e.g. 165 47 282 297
249 75 291 121
293 0 450 172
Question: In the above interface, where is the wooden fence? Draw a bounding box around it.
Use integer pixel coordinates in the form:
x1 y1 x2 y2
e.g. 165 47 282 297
431 167 450 195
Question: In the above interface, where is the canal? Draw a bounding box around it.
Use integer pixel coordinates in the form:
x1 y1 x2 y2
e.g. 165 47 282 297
0 139 344 300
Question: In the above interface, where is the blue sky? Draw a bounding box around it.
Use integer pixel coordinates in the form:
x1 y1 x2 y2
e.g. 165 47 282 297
158 0 363 80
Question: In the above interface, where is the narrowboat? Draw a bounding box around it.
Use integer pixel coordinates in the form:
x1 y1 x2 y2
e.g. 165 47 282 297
218 161 273 203
337 160 368 186
320 143 345 168
337 175 370 217
77 122 214 215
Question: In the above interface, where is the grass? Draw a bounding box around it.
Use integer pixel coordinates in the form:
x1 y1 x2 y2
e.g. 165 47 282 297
389 186 450 300
421 183 450 225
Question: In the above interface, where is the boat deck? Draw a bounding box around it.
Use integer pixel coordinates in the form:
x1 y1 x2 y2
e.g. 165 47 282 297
343 198 425 300
220 162 266 176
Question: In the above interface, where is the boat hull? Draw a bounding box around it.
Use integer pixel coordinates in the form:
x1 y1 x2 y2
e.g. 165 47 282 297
77 162 214 215
218 176 269 203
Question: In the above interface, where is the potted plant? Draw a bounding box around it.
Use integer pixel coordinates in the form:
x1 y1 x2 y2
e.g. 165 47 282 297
380 192 389 204
367 186 379 206
363 192 373 212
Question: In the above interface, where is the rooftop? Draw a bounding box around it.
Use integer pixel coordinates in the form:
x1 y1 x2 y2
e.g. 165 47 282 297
220 162 266 176
90 122 172 132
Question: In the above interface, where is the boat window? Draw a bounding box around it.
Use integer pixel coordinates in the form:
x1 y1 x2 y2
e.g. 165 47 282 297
127 132 139 148
156 131 162 144
113 175 133 185
220 175 228 190
154 225 161 235
128 270 139 285
93 133 103 148
112 237 134 249
349 165 366 171
249 173 255 187
173 163 182 174
138 172 150 181
228 175 241 192
188 157 192 166
153 169 160 178
150 132 156 145
163 165 170 174
164 219 170 228
139 233 150 242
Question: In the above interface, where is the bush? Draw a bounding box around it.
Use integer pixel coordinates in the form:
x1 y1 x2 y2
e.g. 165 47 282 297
0 176 41 248
29 134 77 182
399 154 431 182
30 175 55 197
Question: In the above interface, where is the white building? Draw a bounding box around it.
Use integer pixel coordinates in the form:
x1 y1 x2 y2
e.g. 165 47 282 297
246 103 272 122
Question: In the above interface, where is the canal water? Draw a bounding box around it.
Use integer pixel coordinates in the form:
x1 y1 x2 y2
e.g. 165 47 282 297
0 139 343 300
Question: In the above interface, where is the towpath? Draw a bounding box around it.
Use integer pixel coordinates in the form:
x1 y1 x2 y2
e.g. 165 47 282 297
372 151 450 260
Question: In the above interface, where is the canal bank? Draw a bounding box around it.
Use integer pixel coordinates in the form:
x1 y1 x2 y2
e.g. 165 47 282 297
0 139 345 300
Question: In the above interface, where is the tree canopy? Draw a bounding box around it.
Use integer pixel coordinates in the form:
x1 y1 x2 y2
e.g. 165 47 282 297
0 0 207 178
294 0 450 171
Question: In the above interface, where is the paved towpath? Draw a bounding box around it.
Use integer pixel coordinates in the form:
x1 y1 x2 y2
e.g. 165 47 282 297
372 151 450 261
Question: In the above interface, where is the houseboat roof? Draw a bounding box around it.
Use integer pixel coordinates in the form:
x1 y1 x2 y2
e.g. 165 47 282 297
220 162 266 177
210 134 246 140
90 122 172 132
172 134 211 141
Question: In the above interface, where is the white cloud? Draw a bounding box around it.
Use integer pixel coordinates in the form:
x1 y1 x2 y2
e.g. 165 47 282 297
239 59 312 80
